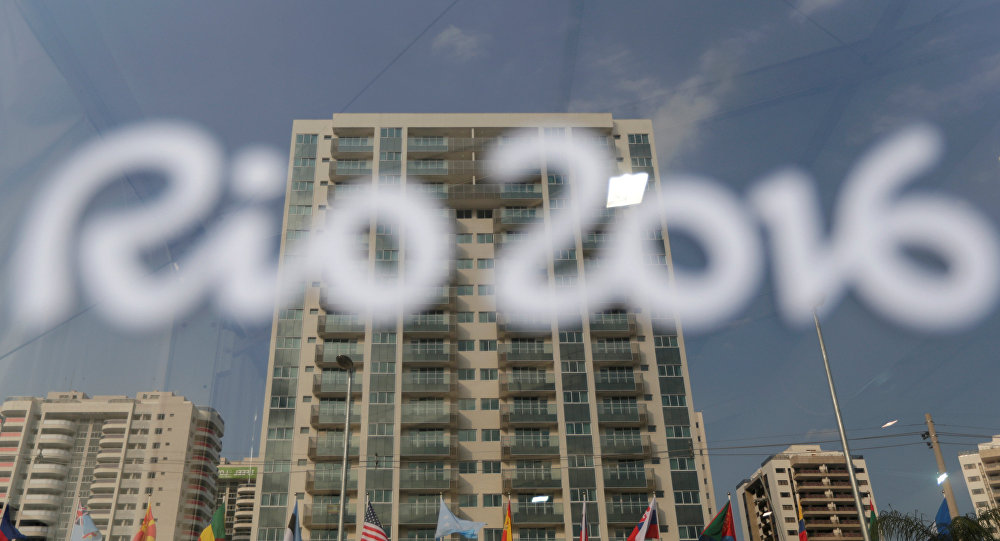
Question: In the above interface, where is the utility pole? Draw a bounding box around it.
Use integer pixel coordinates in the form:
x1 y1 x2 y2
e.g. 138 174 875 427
925 413 959 519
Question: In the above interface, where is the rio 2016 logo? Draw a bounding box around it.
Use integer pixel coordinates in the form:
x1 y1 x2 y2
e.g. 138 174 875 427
10 121 999 333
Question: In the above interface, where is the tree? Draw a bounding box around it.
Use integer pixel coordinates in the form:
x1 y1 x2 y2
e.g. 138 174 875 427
874 508 1000 541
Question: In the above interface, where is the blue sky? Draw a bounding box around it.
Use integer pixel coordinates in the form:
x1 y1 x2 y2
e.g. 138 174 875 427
1 0 999 527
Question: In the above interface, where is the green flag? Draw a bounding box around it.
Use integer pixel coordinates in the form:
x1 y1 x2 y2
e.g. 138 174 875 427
867 504 878 541
199 505 226 541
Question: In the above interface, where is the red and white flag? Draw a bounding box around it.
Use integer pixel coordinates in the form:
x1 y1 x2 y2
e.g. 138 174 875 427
362 499 388 541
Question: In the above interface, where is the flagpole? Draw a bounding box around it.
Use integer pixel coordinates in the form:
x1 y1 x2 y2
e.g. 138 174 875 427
813 311 871 541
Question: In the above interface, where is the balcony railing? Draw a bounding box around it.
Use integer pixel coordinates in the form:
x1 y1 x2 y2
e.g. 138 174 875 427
332 138 374 154
591 342 640 364
302 504 355 528
594 373 644 395
606 501 649 524
400 404 456 426
315 343 364 368
306 470 359 494
502 435 560 458
500 373 556 395
398 502 441 525
401 344 456 364
313 374 363 397
318 314 365 336
400 435 457 457
310 404 361 428
496 210 542 229
401 373 456 395
596 404 647 426
511 502 563 525
502 468 562 491
501 404 559 425
589 314 636 336
603 467 655 491
403 314 456 335
399 468 458 491
499 344 553 362
497 315 552 336
307 435 360 460
599 435 651 457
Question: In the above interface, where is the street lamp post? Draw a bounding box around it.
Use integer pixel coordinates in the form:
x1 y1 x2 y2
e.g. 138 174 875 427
813 312 871 541
335 355 355 541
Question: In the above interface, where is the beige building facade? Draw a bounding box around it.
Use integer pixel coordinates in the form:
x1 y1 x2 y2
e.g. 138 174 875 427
253 113 717 541
959 435 1000 514
0 391 223 541
736 445 876 541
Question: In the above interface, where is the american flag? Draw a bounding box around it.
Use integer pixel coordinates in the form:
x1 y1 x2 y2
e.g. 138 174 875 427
362 499 388 541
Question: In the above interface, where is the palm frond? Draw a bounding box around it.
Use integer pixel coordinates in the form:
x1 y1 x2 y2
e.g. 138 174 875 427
874 507 1000 541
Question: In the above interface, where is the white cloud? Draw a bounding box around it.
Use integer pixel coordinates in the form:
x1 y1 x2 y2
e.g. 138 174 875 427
431 25 487 63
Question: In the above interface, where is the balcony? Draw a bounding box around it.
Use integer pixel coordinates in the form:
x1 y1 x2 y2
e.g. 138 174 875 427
424 286 455 308
41 419 75 434
302 504 355 528
500 373 556 396
501 404 558 426
400 435 457 458
502 435 560 459
496 210 542 230
589 314 636 336
398 502 441 526
404 314 456 336
307 435 360 461
315 343 364 368
594 373 644 395
606 502 649 524
331 138 374 156
502 468 562 491
402 344 456 365
603 467 656 492
310 404 361 429
328 160 372 181
318 315 365 337
511 502 563 525
794 468 851 479
401 373 456 396
581 234 608 254
399 468 458 492
599 435 651 457
591 342 640 365
313 374 363 397
497 315 552 337
37 434 73 448
597 404 647 426
306 470 359 494
499 344 553 364
445 184 544 208
401 404 457 427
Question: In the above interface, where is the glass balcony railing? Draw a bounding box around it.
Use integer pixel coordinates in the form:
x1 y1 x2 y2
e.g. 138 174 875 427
310 404 361 427
510 502 563 524
399 468 457 491
499 344 553 362
605 501 649 524
400 404 455 425
315 343 364 367
502 435 560 457
599 435 651 457
401 344 456 364
313 374 363 397
502 468 561 490
500 373 556 394
591 342 639 363
306 469 359 494
308 435 360 460
399 435 457 457
588 314 636 335
596 404 647 425
401 373 454 395
594 373 643 394
500 403 558 424
602 467 655 491
318 314 365 336
403 314 455 335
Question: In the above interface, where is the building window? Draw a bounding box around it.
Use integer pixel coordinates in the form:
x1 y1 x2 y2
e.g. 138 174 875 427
458 399 476 411
478 312 497 323
457 340 475 352
674 491 700 504
457 259 473 269
456 285 474 296
459 494 477 508
459 461 477 474
479 340 497 351
477 259 495 269
457 312 474 323
563 391 588 403
458 369 476 380
482 461 501 473
477 233 494 243
459 430 477 442
483 494 503 507
482 429 500 442
478 285 495 296
480 369 498 380
481 399 499 411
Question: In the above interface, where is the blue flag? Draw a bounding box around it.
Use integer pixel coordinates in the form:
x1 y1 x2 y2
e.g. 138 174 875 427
0 505 25 540
435 497 487 539
933 498 951 537
70 506 103 541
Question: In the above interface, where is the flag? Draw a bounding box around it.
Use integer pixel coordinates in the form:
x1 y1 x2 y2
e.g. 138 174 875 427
627 498 660 541
71 505 103 541
199 505 226 541
362 499 388 541
933 498 951 538
867 502 878 541
698 502 736 541
0 505 25 541
500 497 513 541
435 496 487 539
283 501 301 541
132 504 156 541
579 501 589 541
798 501 808 541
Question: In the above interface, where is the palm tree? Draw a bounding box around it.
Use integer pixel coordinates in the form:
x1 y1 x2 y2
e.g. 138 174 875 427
874 508 1000 541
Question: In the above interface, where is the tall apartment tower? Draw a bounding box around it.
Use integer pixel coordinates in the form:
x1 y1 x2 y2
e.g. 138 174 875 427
735 445 877 541
0 391 223 541
253 113 716 541
216 458 259 541
958 435 1000 515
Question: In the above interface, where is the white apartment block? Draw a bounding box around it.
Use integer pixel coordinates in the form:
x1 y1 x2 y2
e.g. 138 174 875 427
736 445 876 541
216 458 259 540
253 113 717 541
959 435 1000 514
0 391 223 541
